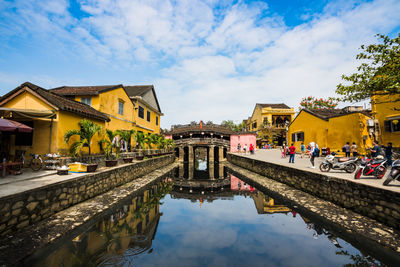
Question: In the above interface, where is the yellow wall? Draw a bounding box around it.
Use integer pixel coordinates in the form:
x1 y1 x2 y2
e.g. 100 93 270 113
75 95 101 110
56 111 105 155
371 94 400 147
288 111 328 149
289 110 373 154
133 99 161 134
327 113 372 154
249 106 295 132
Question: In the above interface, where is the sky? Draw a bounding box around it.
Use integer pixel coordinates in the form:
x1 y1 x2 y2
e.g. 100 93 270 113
0 0 399 129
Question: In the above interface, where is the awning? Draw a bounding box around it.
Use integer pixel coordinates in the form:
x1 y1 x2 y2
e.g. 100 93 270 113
0 118 33 132
0 107 56 119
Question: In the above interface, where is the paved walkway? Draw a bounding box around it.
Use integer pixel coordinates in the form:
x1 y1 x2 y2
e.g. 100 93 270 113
238 149 400 193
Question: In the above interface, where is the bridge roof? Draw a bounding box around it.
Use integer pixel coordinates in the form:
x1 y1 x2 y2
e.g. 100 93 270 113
167 123 236 135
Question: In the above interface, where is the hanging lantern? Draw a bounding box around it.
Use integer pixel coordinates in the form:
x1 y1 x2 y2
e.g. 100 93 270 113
393 120 399 125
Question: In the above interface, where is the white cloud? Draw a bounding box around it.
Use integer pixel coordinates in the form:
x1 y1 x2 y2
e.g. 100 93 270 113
0 0 399 127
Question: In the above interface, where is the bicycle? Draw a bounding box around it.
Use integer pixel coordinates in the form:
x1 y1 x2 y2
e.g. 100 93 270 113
23 153 43 171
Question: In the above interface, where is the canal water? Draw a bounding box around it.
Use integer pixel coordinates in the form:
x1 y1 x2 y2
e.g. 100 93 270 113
24 162 393 266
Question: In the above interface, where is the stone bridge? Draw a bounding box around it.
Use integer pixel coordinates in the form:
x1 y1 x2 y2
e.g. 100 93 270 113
165 123 234 164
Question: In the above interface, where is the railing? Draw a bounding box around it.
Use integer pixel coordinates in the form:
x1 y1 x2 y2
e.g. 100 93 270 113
174 138 230 147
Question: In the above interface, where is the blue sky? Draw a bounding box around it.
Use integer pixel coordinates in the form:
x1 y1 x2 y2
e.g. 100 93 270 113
0 0 399 128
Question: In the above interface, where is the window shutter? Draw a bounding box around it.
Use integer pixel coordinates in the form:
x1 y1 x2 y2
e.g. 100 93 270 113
292 133 295 142
384 120 392 132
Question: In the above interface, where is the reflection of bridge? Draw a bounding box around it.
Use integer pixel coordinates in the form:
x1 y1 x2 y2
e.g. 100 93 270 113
165 123 234 164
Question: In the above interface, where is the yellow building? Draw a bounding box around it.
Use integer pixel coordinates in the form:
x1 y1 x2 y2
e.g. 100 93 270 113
51 84 163 135
371 94 400 147
0 82 109 157
288 107 373 154
246 103 295 146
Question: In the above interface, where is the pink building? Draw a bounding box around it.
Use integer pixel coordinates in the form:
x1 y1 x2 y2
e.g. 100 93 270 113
230 133 256 152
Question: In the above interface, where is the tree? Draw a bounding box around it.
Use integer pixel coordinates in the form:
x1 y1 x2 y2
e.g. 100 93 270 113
135 131 146 150
299 96 338 110
116 129 136 151
336 33 400 103
145 133 158 149
103 129 120 159
221 120 246 132
64 119 101 156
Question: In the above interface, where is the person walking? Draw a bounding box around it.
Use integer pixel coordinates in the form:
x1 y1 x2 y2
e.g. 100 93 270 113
343 142 351 157
237 143 241 153
289 143 296 163
309 142 316 168
350 142 358 157
281 143 286 158
383 142 393 166
249 143 254 154
300 142 306 158
243 144 247 154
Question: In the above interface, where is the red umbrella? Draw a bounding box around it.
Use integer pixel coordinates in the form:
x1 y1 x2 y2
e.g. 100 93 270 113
0 118 33 132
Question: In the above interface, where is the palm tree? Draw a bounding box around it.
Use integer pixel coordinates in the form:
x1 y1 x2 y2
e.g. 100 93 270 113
165 139 175 150
104 129 120 159
135 131 146 150
64 119 101 156
145 133 158 150
155 135 166 149
116 129 136 152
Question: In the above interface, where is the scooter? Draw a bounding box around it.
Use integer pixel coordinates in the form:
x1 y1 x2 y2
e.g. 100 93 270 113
319 152 358 173
383 159 400 185
354 155 387 179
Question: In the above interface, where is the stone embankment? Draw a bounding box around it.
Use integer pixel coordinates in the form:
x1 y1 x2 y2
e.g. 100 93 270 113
227 153 400 230
0 163 177 266
0 154 174 236
225 162 400 263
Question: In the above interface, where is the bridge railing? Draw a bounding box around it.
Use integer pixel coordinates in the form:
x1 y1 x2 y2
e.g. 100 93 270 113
174 138 230 147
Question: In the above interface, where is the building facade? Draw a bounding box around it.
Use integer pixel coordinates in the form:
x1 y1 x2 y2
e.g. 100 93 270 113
371 94 400 147
288 108 373 154
245 103 295 146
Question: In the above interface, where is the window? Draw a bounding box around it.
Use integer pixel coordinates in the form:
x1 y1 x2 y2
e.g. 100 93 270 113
384 119 400 132
263 117 268 125
252 122 257 129
81 97 92 106
138 106 144 119
147 111 151 122
118 101 124 115
156 116 159 126
292 132 304 142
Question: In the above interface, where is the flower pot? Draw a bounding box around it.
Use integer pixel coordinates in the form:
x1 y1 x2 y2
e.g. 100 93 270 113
86 164 98 172
105 160 118 167
136 156 144 161
123 157 133 163
147 155 153 158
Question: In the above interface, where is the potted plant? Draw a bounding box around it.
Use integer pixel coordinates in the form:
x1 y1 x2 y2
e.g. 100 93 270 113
104 129 119 167
64 119 101 172
145 133 158 157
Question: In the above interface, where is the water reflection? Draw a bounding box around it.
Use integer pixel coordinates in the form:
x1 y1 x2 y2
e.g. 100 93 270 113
24 169 388 267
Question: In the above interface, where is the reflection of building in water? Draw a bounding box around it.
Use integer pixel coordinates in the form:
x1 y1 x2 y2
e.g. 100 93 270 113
230 175 255 192
31 180 172 267
251 191 291 214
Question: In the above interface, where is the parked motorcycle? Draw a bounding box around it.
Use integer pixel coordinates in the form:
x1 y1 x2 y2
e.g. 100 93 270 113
383 159 400 185
354 155 387 179
319 152 358 173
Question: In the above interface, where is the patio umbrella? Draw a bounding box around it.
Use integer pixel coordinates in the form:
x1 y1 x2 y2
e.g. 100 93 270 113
0 118 33 132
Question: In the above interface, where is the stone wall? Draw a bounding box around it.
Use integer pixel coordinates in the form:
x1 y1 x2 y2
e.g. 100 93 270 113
227 153 400 230
65 150 172 167
0 154 174 236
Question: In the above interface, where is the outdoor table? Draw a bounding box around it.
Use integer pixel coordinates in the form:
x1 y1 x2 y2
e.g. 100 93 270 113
1 162 23 177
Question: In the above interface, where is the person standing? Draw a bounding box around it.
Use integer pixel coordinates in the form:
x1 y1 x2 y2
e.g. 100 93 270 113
289 143 296 163
350 142 358 157
243 144 247 154
383 142 393 166
343 142 351 157
300 142 306 158
370 141 381 158
237 143 241 153
249 143 254 154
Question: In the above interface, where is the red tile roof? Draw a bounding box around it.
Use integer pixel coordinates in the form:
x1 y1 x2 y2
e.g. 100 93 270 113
50 85 122 96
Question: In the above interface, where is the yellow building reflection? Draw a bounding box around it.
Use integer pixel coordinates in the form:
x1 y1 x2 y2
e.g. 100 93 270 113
251 191 291 214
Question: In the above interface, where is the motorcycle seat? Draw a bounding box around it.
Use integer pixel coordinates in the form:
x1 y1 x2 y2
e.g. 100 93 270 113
371 159 385 165
338 157 351 162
